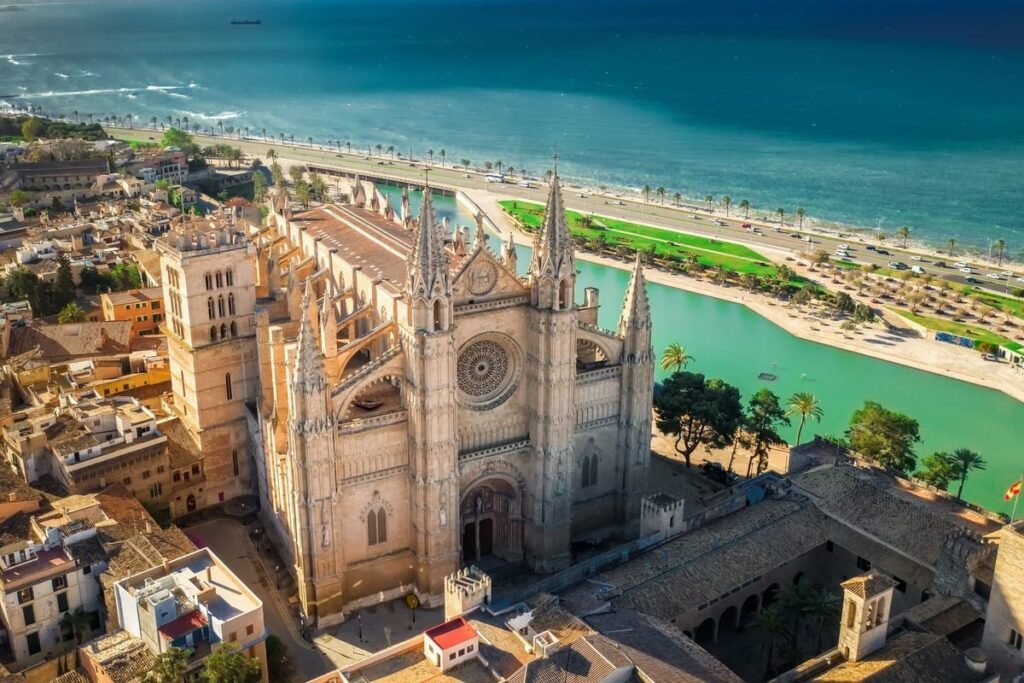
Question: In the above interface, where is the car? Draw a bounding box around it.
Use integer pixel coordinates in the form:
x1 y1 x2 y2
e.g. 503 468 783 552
1002 270 1013 277
888 261 908 270
1017 276 1024 283
910 255 923 261
742 222 752 228
699 462 737 485
865 245 877 251
933 261 947 268
954 261 968 268
802 236 813 243
791 233 802 238
987 273 1003 280
959 267 973 274
876 249 890 255
771 226 782 232
983 353 998 362
965 277 980 284
713 220 724 226
838 243 850 250
911 266 925 274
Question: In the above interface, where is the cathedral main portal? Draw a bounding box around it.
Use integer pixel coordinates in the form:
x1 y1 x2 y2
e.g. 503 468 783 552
460 478 523 565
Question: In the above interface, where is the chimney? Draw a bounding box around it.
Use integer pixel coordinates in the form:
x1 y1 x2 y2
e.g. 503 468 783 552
964 648 987 674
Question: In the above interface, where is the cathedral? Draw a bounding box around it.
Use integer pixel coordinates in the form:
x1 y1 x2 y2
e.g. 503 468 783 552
161 172 654 627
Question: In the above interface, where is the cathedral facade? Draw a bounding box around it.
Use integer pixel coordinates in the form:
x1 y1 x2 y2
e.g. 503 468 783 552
244 175 653 626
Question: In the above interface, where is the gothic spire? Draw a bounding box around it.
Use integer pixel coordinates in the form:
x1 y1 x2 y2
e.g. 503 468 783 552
294 286 326 395
529 172 574 281
503 231 518 274
618 252 652 336
406 188 450 300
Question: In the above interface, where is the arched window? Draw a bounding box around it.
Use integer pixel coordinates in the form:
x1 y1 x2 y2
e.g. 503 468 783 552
228 293 235 315
581 455 592 488
205 273 212 290
590 455 598 487
215 271 223 288
220 323 227 339
207 297 215 320
367 508 387 546
230 321 237 338
210 326 217 342
225 269 233 286
559 279 572 310
217 296 225 317
232 450 239 476
432 299 443 331
225 372 232 401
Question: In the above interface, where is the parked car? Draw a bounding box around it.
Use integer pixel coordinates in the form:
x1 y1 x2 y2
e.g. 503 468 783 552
910 255 923 261
987 273 1003 280
742 222 752 228
865 245 877 251
888 261 908 270
876 249 890 255
965 277 980 284
933 261 947 268
699 462 737 485
911 265 925 274
954 261 968 268
959 267 973 274
983 353 998 362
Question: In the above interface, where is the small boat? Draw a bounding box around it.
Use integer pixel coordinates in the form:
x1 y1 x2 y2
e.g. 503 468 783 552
758 372 777 381
230 19 261 25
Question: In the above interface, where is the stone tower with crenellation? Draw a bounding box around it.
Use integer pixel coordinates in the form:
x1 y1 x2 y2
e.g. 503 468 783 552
982 520 1024 675
158 222 259 509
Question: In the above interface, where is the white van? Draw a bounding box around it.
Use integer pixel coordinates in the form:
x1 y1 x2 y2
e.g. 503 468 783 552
911 265 925 274
484 174 504 184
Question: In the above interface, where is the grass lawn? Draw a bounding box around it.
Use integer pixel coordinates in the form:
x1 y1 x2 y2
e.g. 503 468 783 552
962 287 1024 319
890 308 1012 347
499 199 778 277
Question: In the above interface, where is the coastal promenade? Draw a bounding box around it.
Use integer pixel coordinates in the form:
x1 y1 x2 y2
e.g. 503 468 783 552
104 127 1021 287
104 127 1024 402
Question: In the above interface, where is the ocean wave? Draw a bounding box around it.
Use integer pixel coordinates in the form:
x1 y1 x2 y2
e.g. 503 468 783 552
16 84 190 98
176 109 245 121
165 92 191 100
126 93 137 99
54 72 69 79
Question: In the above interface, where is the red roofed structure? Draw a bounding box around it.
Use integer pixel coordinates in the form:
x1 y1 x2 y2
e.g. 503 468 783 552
158 609 207 641
423 616 479 672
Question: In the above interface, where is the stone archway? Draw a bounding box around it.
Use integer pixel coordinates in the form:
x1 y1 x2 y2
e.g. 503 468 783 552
460 476 523 566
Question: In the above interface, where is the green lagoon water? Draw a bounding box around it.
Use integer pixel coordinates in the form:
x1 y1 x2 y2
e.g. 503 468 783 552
405 186 1024 515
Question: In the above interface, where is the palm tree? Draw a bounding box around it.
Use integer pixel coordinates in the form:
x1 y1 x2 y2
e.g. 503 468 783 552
796 207 806 228
428 149 434 164
387 145 395 159
656 187 666 204
739 199 751 218
672 191 681 206
308 136 313 148
460 158 471 169
722 195 732 216
58 303 86 323
786 392 822 446
705 194 714 211
267 149 276 162
659 343 694 373
801 587 841 654
289 133 295 146
149 116 157 129
642 185 651 202
217 120 223 136
72 109 79 123
950 448 986 501
440 149 446 166
776 207 785 225
995 239 1007 266
898 225 911 248
754 606 788 680
261 127 267 141
375 143 382 157
948 237 956 256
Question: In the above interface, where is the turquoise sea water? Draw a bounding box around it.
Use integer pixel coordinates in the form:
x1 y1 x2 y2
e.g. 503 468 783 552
2 0 1023 250
408 186 1024 514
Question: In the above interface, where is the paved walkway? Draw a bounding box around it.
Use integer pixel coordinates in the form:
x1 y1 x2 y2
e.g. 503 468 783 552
314 598 445 670
184 519 332 682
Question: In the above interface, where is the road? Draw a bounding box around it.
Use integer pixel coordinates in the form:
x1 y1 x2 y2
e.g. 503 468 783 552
107 126 1024 293
184 519 332 682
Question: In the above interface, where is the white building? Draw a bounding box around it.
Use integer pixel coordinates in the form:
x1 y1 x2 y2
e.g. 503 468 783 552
423 616 479 673
0 505 106 670
114 547 269 681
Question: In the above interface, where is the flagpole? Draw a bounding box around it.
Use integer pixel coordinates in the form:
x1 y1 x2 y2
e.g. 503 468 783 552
1012 472 1023 523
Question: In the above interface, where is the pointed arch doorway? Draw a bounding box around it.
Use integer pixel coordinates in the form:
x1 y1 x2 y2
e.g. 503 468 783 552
460 477 523 566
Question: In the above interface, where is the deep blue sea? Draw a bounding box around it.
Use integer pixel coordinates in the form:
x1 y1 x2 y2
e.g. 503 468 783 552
2 0 1023 250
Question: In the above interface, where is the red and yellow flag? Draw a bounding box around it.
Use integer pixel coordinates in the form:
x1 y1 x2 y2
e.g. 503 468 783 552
1005 481 1022 501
